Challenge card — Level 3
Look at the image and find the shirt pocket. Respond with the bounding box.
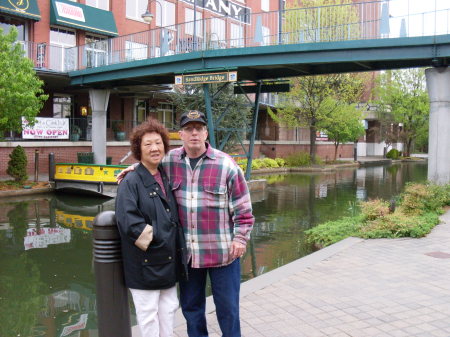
[203,184,228,209]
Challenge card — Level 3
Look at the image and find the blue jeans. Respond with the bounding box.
[179,258,241,337]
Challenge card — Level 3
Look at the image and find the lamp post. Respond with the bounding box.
[141,0,163,58]
[141,0,162,25]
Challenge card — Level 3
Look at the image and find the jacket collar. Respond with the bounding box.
[135,163,158,187]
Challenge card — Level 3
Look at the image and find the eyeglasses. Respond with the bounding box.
[181,125,206,133]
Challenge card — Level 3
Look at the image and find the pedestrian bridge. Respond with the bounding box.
[67,0,450,86]
[64,0,450,184]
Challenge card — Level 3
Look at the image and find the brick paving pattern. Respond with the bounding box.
[173,211,450,337]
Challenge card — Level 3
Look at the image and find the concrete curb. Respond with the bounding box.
[0,187,54,198]
[173,236,364,328]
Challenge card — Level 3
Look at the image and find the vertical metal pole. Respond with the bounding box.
[193,0,197,50]
[203,83,216,148]
[278,0,283,44]
[48,153,55,182]
[93,211,131,337]
[245,81,262,180]
[34,149,39,182]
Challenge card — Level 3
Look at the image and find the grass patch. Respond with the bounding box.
[306,183,450,248]
[0,180,49,191]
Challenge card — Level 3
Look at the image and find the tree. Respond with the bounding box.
[373,68,429,156]
[320,97,365,161]
[269,73,366,162]
[169,83,252,152]
[269,0,366,162]
[0,27,48,138]
[7,145,28,183]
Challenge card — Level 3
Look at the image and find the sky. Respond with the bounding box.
[388,0,450,37]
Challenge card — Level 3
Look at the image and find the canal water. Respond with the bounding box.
[0,162,427,337]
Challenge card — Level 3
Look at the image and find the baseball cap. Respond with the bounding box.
[179,110,207,128]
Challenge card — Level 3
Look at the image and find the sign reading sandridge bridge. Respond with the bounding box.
[175,71,237,85]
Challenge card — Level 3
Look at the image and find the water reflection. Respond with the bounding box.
[0,162,427,337]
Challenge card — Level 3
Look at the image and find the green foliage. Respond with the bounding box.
[271,0,367,162]
[0,27,48,137]
[261,158,279,168]
[373,68,429,156]
[306,215,364,248]
[6,145,28,183]
[170,83,251,152]
[360,199,390,221]
[399,183,450,215]
[386,149,400,159]
[284,152,311,167]
[306,183,449,247]
[275,158,286,167]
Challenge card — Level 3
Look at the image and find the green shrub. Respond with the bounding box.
[236,158,247,172]
[261,158,279,168]
[284,152,311,167]
[305,215,364,248]
[275,158,286,167]
[7,145,28,183]
[251,160,261,170]
[360,199,390,221]
[386,149,400,159]
[399,183,449,215]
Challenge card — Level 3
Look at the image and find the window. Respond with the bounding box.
[125,40,148,61]
[261,0,270,12]
[230,23,244,47]
[86,0,109,11]
[126,0,147,21]
[185,8,202,37]
[262,26,270,45]
[156,0,175,27]
[50,27,76,71]
[85,35,108,67]
[210,18,225,42]
[53,95,72,118]
[136,100,147,124]
[156,103,174,129]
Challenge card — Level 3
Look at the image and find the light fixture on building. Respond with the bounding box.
[80,106,88,116]
[141,0,162,24]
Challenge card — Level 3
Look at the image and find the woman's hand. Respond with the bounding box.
[116,164,136,184]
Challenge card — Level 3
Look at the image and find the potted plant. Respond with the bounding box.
[70,124,81,141]
[112,121,126,141]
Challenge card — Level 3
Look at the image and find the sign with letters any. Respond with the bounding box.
[180,0,251,24]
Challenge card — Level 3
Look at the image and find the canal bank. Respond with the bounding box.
[171,209,450,337]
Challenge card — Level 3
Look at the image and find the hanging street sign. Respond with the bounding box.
[175,71,237,85]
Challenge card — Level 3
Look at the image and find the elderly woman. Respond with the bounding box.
[115,118,187,337]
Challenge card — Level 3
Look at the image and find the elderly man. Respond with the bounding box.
[119,110,254,337]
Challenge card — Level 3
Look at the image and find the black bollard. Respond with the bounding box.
[93,211,131,337]
[48,153,55,182]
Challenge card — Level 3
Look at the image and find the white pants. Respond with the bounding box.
[129,286,179,337]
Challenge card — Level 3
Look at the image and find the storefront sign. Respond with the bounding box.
[22,117,69,140]
[55,1,85,22]
[181,0,251,24]
[0,0,41,20]
[24,227,71,250]
[175,71,237,85]
[316,130,328,141]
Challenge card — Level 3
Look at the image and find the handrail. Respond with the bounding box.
[24,0,450,73]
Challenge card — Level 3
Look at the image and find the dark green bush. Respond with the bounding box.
[7,145,28,183]
[284,152,311,167]
[386,149,400,159]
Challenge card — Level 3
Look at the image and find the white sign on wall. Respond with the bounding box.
[22,117,70,140]
[55,1,86,22]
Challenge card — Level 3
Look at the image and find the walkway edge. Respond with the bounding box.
[173,236,364,328]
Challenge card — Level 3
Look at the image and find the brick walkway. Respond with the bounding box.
[172,210,450,337]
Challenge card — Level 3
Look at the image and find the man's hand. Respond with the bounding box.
[229,241,246,260]
[116,165,136,184]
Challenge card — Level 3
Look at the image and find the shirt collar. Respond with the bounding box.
[179,143,216,160]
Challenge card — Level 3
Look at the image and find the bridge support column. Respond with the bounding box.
[425,67,450,185]
[89,89,110,165]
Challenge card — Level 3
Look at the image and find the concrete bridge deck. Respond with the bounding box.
[167,210,450,337]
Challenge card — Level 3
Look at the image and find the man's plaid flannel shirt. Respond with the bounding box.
[162,144,254,268]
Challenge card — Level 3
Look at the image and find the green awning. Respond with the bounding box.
[50,0,118,37]
[0,0,41,21]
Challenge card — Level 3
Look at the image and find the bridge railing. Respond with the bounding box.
[61,0,450,72]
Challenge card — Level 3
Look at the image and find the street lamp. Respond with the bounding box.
[141,0,162,25]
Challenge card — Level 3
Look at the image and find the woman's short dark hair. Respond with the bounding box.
[129,118,170,161]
